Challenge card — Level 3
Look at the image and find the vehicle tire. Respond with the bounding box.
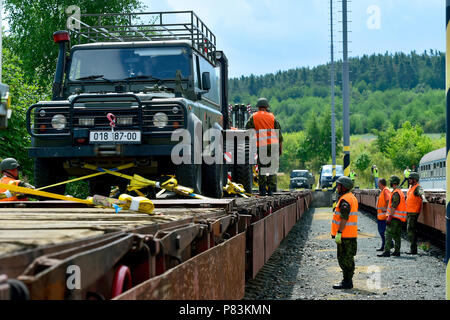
[34,158,68,196]
[202,163,224,198]
[234,163,253,194]
[176,163,202,194]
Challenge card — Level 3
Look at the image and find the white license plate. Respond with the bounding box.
[89,130,141,144]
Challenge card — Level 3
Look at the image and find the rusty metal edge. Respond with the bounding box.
[113,232,246,300]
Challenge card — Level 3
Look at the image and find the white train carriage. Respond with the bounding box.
[419,147,446,190]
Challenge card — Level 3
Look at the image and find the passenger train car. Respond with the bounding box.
[419,147,446,190]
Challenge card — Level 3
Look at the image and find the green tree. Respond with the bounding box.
[385,121,433,169]
[4,0,145,85]
[0,48,49,180]
[354,152,371,171]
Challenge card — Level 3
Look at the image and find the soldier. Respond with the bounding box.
[378,175,407,257]
[406,172,427,255]
[331,176,358,289]
[245,98,283,196]
[0,158,34,201]
[376,178,391,251]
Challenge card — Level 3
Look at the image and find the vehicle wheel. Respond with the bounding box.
[176,163,202,194]
[202,163,223,198]
[34,158,68,196]
[234,163,253,194]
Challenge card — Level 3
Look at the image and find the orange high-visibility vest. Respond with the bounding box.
[331,192,358,238]
[387,188,407,222]
[406,184,422,214]
[253,111,279,147]
[0,176,22,202]
[376,187,391,221]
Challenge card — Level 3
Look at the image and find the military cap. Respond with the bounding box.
[409,172,420,181]
[256,98,269,108]
[389,175,401,185]
[0,158,19,171]
[336,176,354,190]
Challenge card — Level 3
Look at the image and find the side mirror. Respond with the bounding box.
[202,72,211,91]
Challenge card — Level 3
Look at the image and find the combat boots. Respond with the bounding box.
[377,251,390,257]
[332,280,353,289]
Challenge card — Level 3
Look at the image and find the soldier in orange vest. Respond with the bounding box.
[245,98,283,196]
[406,172,427,255]
[378,175,407,257]
[331,176,358,289]
[0,158,34,201]
[376,178,391,252]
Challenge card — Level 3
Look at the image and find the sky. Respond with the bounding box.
[141,0,446,79]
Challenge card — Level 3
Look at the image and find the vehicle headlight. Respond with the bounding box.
[153,112,168,128]
[51,114,67,130]
[79,117,94,126]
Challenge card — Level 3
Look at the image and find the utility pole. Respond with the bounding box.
[341,0,350,178]
[445,0,450,299]
[330,0,336,189]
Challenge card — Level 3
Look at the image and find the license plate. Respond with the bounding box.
[89,130,141,144]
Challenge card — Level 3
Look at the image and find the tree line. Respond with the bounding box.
[229,51,445,134]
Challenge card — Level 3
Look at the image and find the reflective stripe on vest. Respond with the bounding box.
[376,187,391,221]
[406,184,422,214]
[0,176,21,202]
[253,111,279,147]
[387,189,407,222]
[331,192,358,238]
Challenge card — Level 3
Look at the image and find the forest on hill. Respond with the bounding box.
[229,51,446,134]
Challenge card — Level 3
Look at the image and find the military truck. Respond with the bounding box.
[26,12,231,198]
[0,83,10,129]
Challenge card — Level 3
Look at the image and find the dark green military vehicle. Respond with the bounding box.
[26,12,231,198]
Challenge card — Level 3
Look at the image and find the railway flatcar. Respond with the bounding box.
[419,147,446,190]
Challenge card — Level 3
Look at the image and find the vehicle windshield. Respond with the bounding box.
[291,171,308,178]
[69,47,191,81]
[322,166,344,175]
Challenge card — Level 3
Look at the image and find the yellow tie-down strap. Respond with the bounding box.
[82,164,209,200]
[0,183,154,214]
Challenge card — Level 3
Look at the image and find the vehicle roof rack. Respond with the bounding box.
[70,11,217,65]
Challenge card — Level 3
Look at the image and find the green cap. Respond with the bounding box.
[409,172,420,181]
[389,175,400,185]
[336,176,354,190]
[0,158,19,171]
[256,98,269,108]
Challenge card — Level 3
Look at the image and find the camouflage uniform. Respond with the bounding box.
[245,113,283,195]
[407,184,424,253]
[384,189,402,253]
[335,198,357,283]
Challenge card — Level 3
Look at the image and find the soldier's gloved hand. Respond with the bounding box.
[335,232,342,244]
[422,195,428,204]
[18,181,35,189]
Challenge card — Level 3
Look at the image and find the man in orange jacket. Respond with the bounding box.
[406,172,427,255]
[376,178,391,252]
[331,176,358,289]
[378,175,406,257]
[0,158,34,201]
[245,98,283,196]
